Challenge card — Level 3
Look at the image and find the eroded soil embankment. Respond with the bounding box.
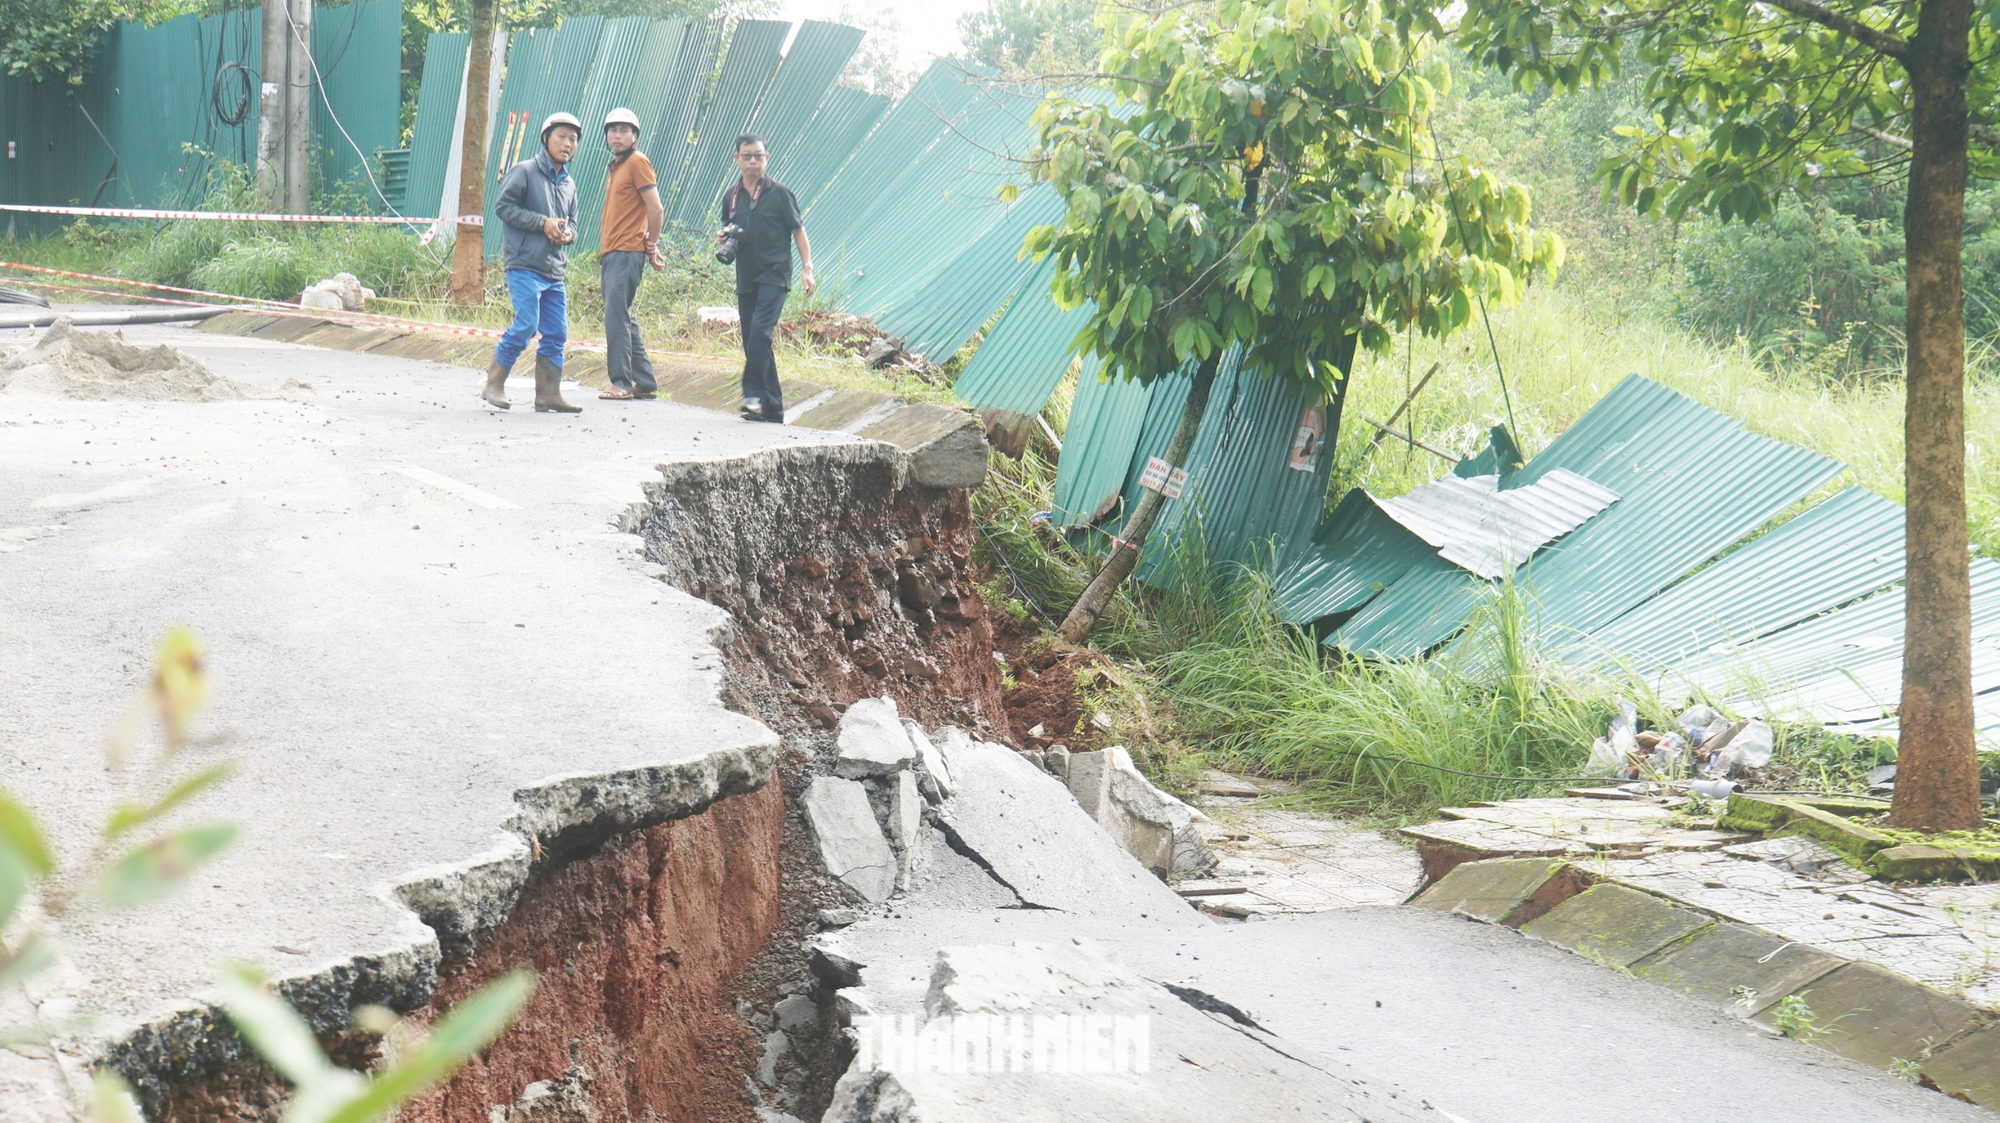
[154,440,1004,1123]
[639,442,1008,733]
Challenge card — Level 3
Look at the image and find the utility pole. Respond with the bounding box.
[283,0,313,215]
[255,0,287,208]
[450,0,498,305]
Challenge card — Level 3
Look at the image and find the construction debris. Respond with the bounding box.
[299,272,374,312]
[1066,745,1217,878]
[0,318,260,401]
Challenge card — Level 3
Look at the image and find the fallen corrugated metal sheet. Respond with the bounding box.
[1572,485,1905,674]
[1377,468,1620,579]
[743,22,864,176]
[664,19,789,226]
[1331,376,1845,658]
[1136,349,1353,586]
[1051,365,1152,529]
[871,183,1064,361]
[951,257,1096,415]
[804,62,987,249]
[1672,560,2000,725]
[774,84,889,208]
[1273,490,1440,623]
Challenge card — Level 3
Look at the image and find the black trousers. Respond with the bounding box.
[601,250,657,393]
[738,281,787,414]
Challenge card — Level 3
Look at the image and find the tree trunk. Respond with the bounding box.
[450,0,497,306]
[1893,0,1984,831]
[1057,353,1222,644]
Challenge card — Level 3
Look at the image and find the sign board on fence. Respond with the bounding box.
[1140,456,1187,499]
[1289,404,1326,472]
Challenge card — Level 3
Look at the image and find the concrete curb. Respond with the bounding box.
[1412,857,1998,1112]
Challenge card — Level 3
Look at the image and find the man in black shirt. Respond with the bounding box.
[719,133,814,423]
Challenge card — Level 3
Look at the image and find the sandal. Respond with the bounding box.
[600,386,634,400]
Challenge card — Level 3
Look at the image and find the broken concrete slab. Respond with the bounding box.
[1752,962,1983,1070]
[1921,1024,2000,1108]
[821,940,1444,1123]
[856,402,988,490]
[889,769,926,891]
[835,697,920,779]
[933,736,1203,925]
[904,720,953,802]
[804,776,898,904]
[1066,745,1217,879]
[1410,857,1585,926]
[1522,884,1714,969]
[1632,920,1845,1015]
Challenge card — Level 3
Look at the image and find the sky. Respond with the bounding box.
[775,0,988,68]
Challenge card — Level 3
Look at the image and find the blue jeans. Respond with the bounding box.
[495,268,567,369]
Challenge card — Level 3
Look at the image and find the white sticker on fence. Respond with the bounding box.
[1139,457,1187,499]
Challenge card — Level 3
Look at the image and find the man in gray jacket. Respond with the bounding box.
[482,112,583,413]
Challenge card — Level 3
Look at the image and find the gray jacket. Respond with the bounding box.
[494,154,579,280]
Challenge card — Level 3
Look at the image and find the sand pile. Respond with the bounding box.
[0,318,265,401]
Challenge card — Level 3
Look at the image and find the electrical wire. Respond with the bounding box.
[281,0,445,264]
[1429,123,1521,453]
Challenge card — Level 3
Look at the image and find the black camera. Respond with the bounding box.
[715,223,745,265]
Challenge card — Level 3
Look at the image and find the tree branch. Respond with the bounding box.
[1761,0,1909,59]
[1853,123,1914,149]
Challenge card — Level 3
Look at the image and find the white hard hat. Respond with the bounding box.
[540,111,583,143]
[603,107,641,134]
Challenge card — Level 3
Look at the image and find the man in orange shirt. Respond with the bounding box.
[598,107,665,400]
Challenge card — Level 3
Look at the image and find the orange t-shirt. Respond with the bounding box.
[601,150,659,252]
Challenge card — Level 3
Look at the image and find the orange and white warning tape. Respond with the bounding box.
[0,203,464,226]
[0,260,718,360]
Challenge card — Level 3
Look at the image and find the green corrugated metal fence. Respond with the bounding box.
[663,18,787,226]
[403,30,467,224]
[0,0,401,220]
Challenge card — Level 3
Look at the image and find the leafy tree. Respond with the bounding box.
[1028,0,1562,642]
[1454,0,1998,830]
[957,0,1102,77]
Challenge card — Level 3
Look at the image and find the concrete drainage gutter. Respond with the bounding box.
[1413,857,2000,1110]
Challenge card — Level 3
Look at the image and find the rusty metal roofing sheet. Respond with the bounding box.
[1377,468,1620,579]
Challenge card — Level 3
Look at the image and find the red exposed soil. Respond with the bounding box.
[642,445,1008,735]
[399,781,785,1123]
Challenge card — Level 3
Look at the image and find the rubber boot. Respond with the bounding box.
[480,359,510,409]
[533,356,580,413]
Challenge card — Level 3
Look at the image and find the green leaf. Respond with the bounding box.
[220,964,335,1088]
[87,1069,142,1123]
[92,824,239,908]
[320,971,535,1123]
[0,934,58,990]
[104,763,234,841]
[0,789,54,878]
